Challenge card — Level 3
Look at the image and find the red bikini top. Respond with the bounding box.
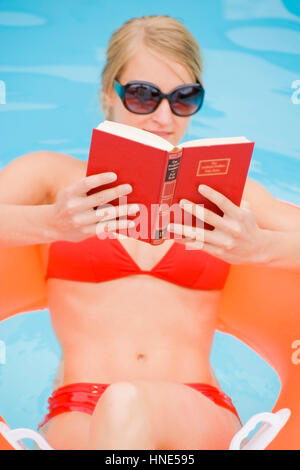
[45,236,230,290]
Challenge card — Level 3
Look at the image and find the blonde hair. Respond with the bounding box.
[100,15,203,117]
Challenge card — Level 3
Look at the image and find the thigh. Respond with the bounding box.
[39,412,92,450]
[40,380,241,450]
[131,379,242,450]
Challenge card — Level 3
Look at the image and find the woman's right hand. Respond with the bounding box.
[50,172,139,242]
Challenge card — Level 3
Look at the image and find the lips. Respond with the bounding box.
[146,130,172,139]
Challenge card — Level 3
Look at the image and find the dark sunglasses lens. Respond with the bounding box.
[124,84,160,114]
[171,85,204,116]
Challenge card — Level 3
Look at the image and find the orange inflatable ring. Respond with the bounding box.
[0,416,14,450]
[0,201,299,450]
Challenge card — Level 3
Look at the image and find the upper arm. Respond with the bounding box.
[243,178,300,231]
[0,151,84,205]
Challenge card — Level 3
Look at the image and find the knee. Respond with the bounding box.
[89,382,156,450]
[103,382,140,406]
[93,382,141,426]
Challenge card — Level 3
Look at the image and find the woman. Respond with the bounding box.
[0,15,299,450]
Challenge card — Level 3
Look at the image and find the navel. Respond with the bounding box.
[136,353,147,362]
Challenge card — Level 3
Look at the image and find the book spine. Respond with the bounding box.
[151,149,183,245]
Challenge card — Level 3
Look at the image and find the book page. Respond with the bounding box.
[179,136,249,148]
[96,120,174,152]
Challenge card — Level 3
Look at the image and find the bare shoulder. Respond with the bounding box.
[0,150,87,205]
[242,177,300,231]
[37,151,87,203]
[242,177,275,206]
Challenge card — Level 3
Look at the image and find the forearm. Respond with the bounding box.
[0,203,57,247]
[260,229,300,271]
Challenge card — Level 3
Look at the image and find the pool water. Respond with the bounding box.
[0,0,299,437]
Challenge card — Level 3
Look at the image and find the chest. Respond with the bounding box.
[50,159,177,270]
[114,236,176,271]
[41,235,176,273]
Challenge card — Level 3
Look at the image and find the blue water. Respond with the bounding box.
[0,0,299,439]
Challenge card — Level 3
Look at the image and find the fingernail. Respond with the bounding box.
[198,184,207,192]
[107,172,117,181]
[123,184,132,192]
[97,209,108,218]
[180,199,189,206]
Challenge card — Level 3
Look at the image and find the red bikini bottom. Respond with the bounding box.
[38,382,241,430]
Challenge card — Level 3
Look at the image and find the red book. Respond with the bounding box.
[86,121,254,245]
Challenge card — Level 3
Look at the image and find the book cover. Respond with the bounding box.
[86,122,254,245]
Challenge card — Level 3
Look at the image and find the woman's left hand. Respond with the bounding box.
[166,184,269,265]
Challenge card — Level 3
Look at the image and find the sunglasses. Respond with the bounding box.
[114,80,205,117]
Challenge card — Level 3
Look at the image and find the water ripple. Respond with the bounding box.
[0,102,57,112]
[227,27,300,54]
[0,65,100,83]
[0,11,46,26]
[191,48,300,160]
[223,0,300,22]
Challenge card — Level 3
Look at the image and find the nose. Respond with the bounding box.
[151,97,174,126]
